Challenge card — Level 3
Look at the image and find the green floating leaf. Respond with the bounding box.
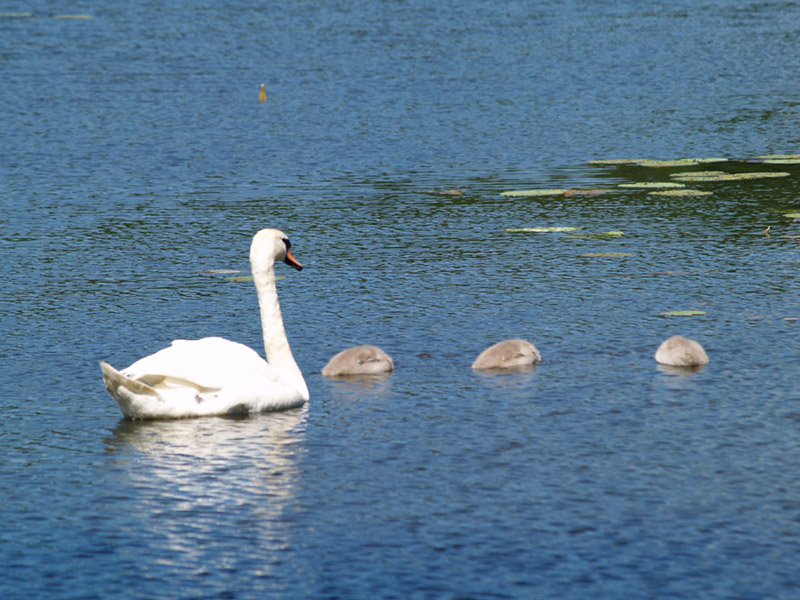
[506,226,583,233]
[669,171,726,178]
[673,172,790,183]
[54,14,92,19]
[581,252,635,257]
[661,310,707,316]
[500,189,567,197]
[619,182,685,189]
[225,275,254,282]
[566,230,624,240]
[564,189,613,197]
[586,158,647,165]
[648,189,713,197]
[783,213,800,219]
[0,12,32,17]
[635,158,728,168]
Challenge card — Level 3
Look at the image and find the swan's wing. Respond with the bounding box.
[122,337,280,391]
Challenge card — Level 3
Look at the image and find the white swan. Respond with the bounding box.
[322,345,394,377]
[472,338,541,370]
[654,335,709,367]
[100,228,309,419]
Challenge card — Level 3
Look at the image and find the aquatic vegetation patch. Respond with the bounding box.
[505,226,583,233]
[619,182,685,189]
[661,310,707,316]
[586,158,647,165]
[563,189,613,197]
[672,172,790,182]
[669,171,726,178]
[501,188,614,198]
[783,213,800,219]
[566,230,624,240]
[589,157,728,168]
[500,189,568,197]
[648,189,713,197]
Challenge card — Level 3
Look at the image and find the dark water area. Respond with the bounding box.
[2,1,800,598]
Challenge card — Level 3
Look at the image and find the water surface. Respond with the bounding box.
[2,1,800,598]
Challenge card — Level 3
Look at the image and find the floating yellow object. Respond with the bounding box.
[259,83,267,102]
[54,14,92,19]
[765,226,771,236]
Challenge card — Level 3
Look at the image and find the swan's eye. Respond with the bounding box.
[282,238,292,251]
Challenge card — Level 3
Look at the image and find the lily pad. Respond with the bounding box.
[566,230,624,240]
[635,158,728,168]
[661,310,707,316]
[673,172,790,182]
[783,213,800,219]
[619,182,685,189]
[500,189,567,197]
[586,158,647,165]
[648,189,713,197]
[506,227,583,233]
[669,171,726,178]
[581,252,635,257]
[564,189,613,196]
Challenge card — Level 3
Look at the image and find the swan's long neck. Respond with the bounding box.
[252,258,309,401]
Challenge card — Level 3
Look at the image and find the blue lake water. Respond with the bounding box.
[2,1,800,598]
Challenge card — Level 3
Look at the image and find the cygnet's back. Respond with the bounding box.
[472,338,541,370]
[322,345,394,377]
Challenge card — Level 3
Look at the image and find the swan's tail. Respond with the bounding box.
[100,361,163,418]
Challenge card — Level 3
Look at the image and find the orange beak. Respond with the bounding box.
[284,249,303,271]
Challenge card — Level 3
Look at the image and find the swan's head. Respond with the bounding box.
[250,228,303,272]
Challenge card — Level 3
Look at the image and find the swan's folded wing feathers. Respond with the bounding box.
[122,337,280,390]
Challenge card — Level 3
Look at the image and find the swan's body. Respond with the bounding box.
[472,338,541,370]
[654,335,709,367]
[322,345,394,377]
[101,229,308,419]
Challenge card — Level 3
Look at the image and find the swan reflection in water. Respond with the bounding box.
[104,406,307,575]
